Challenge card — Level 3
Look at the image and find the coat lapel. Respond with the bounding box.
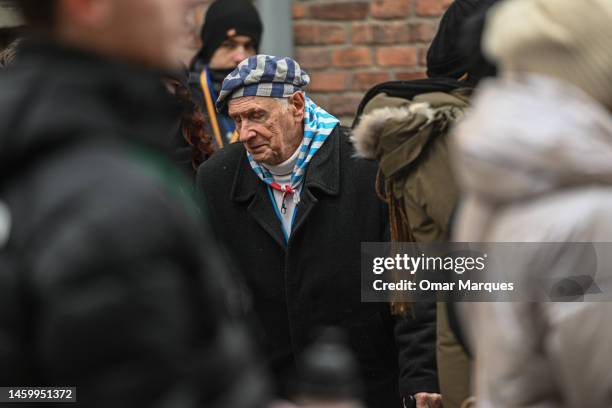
[230,125,343,248]
[290,126,342,242]
[231,150,287,250]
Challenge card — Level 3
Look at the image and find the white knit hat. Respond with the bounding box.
[483,0,612,109]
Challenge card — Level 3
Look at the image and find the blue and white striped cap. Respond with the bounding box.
[216,55,310,113]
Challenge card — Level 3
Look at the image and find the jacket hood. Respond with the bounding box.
[452,74,612,203]
[351,90,469,177]
[0,41,180,176]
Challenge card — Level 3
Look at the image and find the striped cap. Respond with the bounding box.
[216,55,310,113]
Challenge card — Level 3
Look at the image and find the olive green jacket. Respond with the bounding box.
[352,89,470,242]
[353,89,473,408]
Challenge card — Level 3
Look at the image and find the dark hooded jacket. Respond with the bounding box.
[0,41,267,408]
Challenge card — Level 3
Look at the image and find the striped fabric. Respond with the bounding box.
[216,55,311,114]
[247,96,340,205]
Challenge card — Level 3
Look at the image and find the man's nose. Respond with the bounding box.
[237,121,256,143]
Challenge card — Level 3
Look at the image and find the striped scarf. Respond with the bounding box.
[247,96,339,206]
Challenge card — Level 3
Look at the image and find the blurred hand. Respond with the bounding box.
[414,392,443,408]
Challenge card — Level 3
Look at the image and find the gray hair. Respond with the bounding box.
[273,97,289,112]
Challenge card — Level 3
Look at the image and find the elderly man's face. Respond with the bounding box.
[229,93,305,165]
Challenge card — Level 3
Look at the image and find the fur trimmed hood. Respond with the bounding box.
[351,91,469,172]
[351,102,434,160]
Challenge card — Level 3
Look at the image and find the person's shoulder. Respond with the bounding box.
[335,125,380,184]
[197,143,245,186]
[5,143,204,281]
[337,126,373,163]
[200,143,245,171]
[30,145,197,227]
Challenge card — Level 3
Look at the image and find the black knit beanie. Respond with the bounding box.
[427,0,499,79]
[191,0,263,68]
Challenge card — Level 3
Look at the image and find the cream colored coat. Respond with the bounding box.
[452,74,612,408]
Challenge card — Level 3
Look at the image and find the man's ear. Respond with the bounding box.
[289,91,306,123]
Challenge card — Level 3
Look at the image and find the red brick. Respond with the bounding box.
[294,24,347,46]
[352,23,412,45]
[310,2,369,21]
[308,72,350,92]
[295,47,332,70]
[292,3,310,19]
[374,23,412,44]
[416,0,453,17]
[329,95,363,117]
[353,71,392,90]
[410,22,437,43]
[294,24,316,46]
[371,0,412,19]
[351,24,373,44]
[376,46,417,67]
[320,25,348,45]
[395,71,427,81]
[332,47,372,68]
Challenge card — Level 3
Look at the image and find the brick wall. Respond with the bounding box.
[183,0,452,124]
[294,0,451,124]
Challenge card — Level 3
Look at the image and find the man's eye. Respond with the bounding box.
[252,112,264,120]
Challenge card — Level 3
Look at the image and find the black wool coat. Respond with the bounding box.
[197,126,438,407]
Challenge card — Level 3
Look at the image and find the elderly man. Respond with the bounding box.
[197,55,439,408]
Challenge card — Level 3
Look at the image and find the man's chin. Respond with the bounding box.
[249,152,269,164]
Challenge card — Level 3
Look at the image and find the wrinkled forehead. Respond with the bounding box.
[228,96,279,115]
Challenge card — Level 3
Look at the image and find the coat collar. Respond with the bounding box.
[230,125,342,248]
[231,125,342,203]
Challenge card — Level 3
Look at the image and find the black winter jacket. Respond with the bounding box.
[0,42,267,408]
[197,127,438,407]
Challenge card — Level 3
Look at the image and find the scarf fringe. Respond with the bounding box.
[375,168,416,318]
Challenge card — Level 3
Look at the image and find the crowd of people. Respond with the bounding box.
[0,0,610,407]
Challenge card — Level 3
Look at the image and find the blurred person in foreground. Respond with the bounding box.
[352,1,498,407]
[189,0,262,150]
[451,0,612,406]
[198,55,439,408]
[0,0,268,406]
